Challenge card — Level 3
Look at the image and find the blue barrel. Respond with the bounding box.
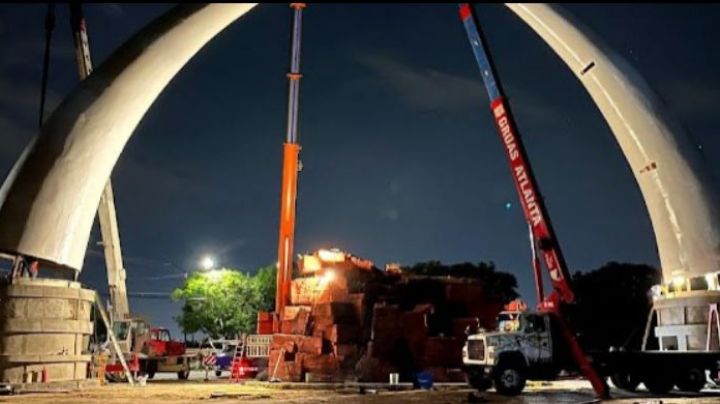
[416,371,434,390]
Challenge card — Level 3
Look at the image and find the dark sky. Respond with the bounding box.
[1,4,720,337]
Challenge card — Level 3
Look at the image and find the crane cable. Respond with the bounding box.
[38,3,56,128]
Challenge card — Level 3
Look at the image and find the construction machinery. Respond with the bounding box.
[256,2,306,335]
[275,3,306,318]
[458,3,607,398]
[69,4,198,382]
[104,318,195,380]
[458,3,720,397]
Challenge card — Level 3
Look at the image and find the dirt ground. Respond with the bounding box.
[2,375,718,404]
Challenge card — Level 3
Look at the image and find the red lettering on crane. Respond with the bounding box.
[494,100,542,227]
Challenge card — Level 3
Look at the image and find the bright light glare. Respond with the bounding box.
[302,255,322,273]
[318,249,344,263]
[200,256,215,271]
[671,275,686,290]
[319,269,336,288]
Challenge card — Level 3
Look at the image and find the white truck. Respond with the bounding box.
[462,309,720,396]
[462,310,562,395]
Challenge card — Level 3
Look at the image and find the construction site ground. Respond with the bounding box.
[2,371,719,403]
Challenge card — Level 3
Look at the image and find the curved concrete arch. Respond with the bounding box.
[0,3,717,282]
[0,4,257,271]
[505,4,720,279]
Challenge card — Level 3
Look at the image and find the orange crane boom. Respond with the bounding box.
[276,3,306,316]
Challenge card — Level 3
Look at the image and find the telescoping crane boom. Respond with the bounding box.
[458,4,609,399]
[69,3,130,321]
[276,3,306,316]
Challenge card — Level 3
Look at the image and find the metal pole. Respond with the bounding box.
[38,3,55,128]
[528,224,544,303]
[286,3,304,144]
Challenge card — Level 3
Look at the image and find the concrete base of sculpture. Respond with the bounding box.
[0,278,94,384]
[653,291,720,351]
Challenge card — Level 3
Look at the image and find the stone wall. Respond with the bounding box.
[0,278,94,383]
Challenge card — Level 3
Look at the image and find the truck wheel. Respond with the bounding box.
[464,367,491,391]
[675,368,706,392]
[215,370,222,377]
[643,373,674,394]
[610,372,640,392]
[106,373,125,383]
[146,361,157,380]
[177,370,190,380]
[493,363,526,395]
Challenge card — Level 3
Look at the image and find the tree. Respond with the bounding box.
[254,264,277,313]
[402,261,519,303]
[172,268,266,339]
[568,262,661,351]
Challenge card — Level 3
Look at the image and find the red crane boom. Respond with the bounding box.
[458,3,608,398]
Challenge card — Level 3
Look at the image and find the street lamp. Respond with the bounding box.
[200,255,215,271]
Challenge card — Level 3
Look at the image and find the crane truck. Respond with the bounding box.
[69,3,195,381]
[105,319,195,380]
[458,3,720,397]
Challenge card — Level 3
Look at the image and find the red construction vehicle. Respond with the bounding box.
[459,4,720,398]
[105,318,196,380]
[145,327,187,358]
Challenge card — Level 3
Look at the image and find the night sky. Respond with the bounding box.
[1,4,720,337]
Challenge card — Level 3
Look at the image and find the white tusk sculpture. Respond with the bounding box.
[505,3,720,351]
[0,4,257,272]
[0,4,718,350]
[505,3,720,282]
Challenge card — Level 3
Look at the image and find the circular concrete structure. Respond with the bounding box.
[0,278,94,384]
[653,291,720,351]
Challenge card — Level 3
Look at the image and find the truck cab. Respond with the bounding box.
[146,327,187,357]
[106,318,194,380]
[112,318,150,354]
[462,311,559,395]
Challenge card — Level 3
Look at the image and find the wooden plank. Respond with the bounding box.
[283,305,311,320]
[299,353,339,372]
[329,324,360,344]
[297,336,323,355]
[421,337,463,367]
[312,302,357,323]
[451,317,480,339]
[271,334,298,353]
